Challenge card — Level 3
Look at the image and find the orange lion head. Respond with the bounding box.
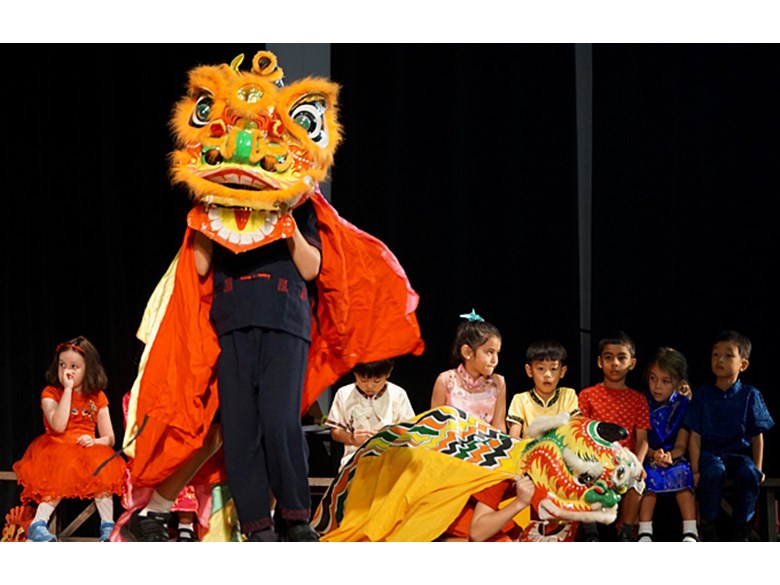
[169,51,342,252]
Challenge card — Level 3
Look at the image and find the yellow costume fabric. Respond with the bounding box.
[315,407,523,541]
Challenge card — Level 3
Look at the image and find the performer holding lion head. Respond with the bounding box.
[117,50,424,542]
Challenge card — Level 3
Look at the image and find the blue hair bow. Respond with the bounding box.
[459,309,484,322]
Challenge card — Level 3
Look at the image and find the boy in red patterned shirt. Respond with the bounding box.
[578,331,650,541]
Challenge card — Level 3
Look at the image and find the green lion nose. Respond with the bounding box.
[584,479,621,508]
[233,129,253,164]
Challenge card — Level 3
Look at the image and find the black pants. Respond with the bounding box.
[217,327,311,533]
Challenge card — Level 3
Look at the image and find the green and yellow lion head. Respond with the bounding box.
[521,413,645,524]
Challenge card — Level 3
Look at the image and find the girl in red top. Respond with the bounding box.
[13,336,126,541]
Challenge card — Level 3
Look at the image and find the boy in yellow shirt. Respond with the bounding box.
[507,339,580,438]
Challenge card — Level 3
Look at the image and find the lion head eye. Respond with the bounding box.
[290,96,328,147]
[191,95,214,127]
[577,472,597,486]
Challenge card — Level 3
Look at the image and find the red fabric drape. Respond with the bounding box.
[131,228,222,487]
[303,190,425,413]
[130,190,425,486]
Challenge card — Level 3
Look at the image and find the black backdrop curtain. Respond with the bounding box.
[590,44,778,443]
[2,44,778,518]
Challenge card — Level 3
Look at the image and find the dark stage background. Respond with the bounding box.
[2,44,778,522]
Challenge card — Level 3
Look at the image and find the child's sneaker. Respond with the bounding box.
[245,527,277,542]
[617,523,637,542]
[281,522,320,542]
[27,520,57,542]
[581,522,600,542]
[733,522,752,542]
[177,526,197,542]
[120,510,171,542]
[99,521,115,542]
[699,520,719,542]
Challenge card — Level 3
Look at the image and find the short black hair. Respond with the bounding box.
[598,330,636,357]
[353,359,395,378]
[525,339,567,365]
[714,330,752,359]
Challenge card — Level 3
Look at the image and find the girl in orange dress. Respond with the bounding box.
[13,336,126,541]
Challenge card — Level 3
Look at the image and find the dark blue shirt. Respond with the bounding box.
[210,199,321,341]
[685,379,774,456]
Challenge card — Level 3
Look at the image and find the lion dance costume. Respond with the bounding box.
[115,50,425,540]
[313,408,645,541]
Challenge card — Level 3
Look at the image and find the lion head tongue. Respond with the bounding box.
[234,208,252,231]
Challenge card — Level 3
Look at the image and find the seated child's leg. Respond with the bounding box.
[675,489,697,521]
[95,494,114,523]
[31,499,59,525]
[696,450,726,524]
[727,454,764,525]
[675,489,699,541]
[639,492,657,523]
[95,495,115,542]
[95,494,114,542]
[618,489,641,541]
[637,492,656,541]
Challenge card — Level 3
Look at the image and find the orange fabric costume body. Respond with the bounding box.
[127,190,425,490]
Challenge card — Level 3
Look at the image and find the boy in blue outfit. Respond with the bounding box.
[686,330,774,541]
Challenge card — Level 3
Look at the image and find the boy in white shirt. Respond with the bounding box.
[326,359,415,470]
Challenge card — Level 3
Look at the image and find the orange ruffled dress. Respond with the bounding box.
[13,386,126,504]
